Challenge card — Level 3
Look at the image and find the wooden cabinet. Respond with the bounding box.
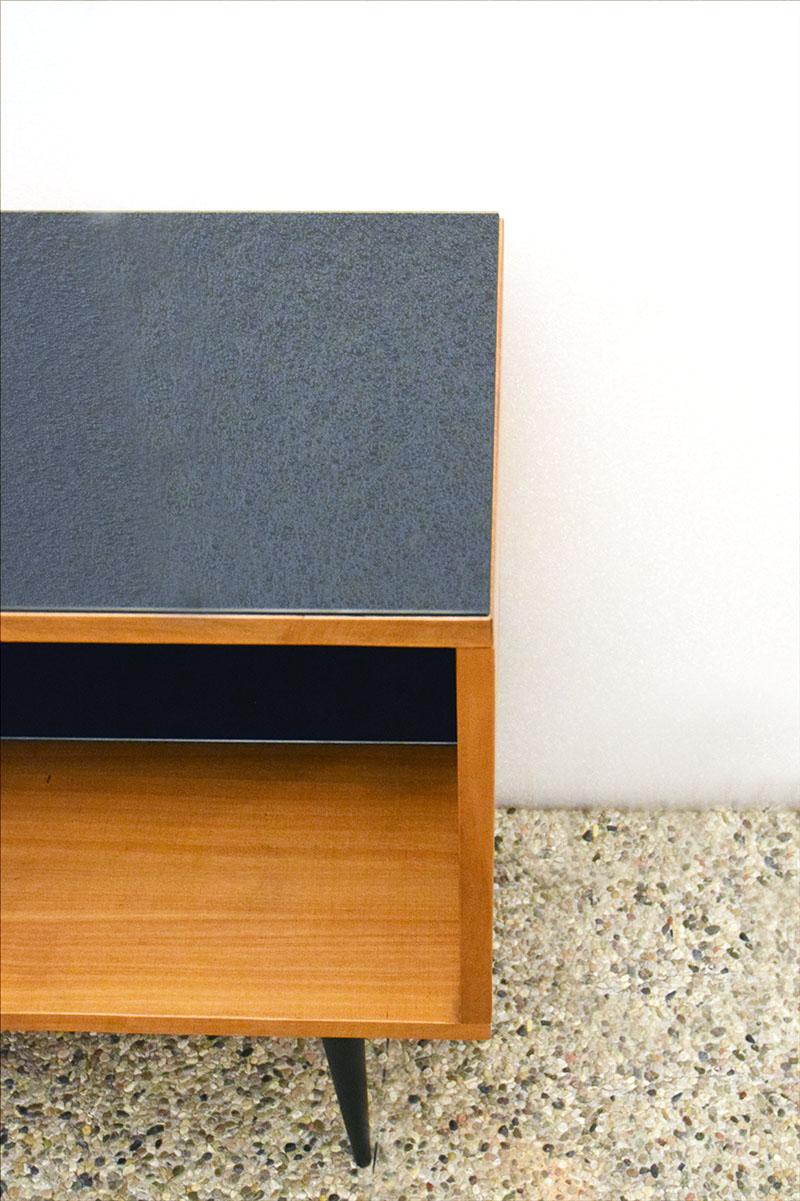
[0,212,502,1165]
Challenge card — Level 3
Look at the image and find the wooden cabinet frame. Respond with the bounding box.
[0,632,495,1040]
[0,215,502,1160]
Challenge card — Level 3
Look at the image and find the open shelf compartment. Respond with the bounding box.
[0,738,486,1039]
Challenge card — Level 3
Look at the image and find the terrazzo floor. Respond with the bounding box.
[1,808,798,1200]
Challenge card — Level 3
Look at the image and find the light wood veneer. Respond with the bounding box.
[1,739,489,1039]
[0,611,492,648]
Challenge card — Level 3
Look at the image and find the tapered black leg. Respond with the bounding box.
[322,1037,372,1167]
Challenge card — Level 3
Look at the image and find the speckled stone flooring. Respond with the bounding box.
[1,809,798,1200]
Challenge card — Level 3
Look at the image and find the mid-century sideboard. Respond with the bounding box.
[0,211,502,1166]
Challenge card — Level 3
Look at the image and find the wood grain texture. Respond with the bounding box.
[456,647,496,1026]
[0,611,492,648]
[0,741,487,1038]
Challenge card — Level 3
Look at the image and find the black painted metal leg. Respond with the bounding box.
[322,1037,372,1167]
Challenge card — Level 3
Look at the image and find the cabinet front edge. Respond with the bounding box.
[0,1011,491,1041]
[0,611,493,648]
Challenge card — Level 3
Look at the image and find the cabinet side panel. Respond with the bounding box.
[456,646,495,1026]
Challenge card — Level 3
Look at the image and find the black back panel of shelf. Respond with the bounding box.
[0,643,456,744]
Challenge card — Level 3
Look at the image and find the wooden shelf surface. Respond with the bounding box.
[1,740,486,1039]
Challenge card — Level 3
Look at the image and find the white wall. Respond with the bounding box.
[2,0,798,806]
